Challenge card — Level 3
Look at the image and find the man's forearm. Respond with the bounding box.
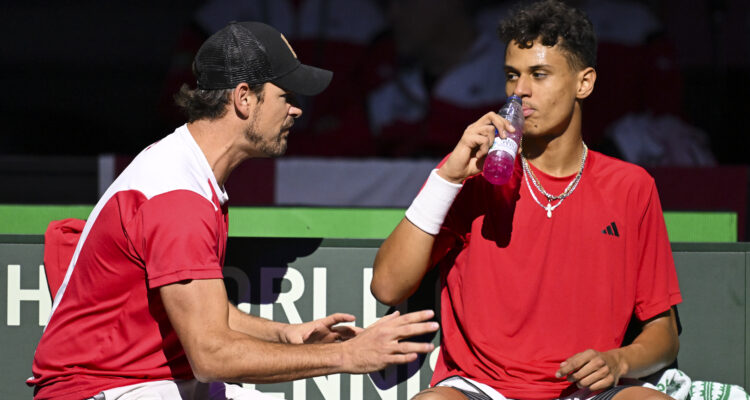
[162,279,439,384]
[192,329,349,383]
[227,302,287,342]
[371,218,438,305]
[614,308,680,379]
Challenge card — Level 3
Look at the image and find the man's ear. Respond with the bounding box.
[232,82,258,119]
[576,67,596,100]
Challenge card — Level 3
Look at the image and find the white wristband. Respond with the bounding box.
[405,169,463,235]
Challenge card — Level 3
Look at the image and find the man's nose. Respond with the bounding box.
[290,105,303,119]
[513,75,530,97]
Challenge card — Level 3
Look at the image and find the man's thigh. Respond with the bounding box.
[412,386,481,400]
[411,384,670,400]
[89,380,281,400]
[611,386,673,400]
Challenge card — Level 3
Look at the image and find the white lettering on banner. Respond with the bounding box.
[313,268,326,320]
[293,380,305,398]
[349,373,396,400]
[293,375,341,399]
[260,267,304,324]
[241,382,285,399]
[407,367,421,399]
[362,268,378,327]
[430,345,440,371]
[371,368,398,400]
[309,267,344,399]
[7,264,51,326]
[350,374,363,400]
[356,269,398,400]
[237,302,251,314]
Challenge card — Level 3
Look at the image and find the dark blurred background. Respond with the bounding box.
[1,0,748,164]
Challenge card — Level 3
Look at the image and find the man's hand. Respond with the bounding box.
[556,349,626,391]
[341,310,439,373]
[556,309,679,392]
[438,111,516,184]
[283,313,362,344]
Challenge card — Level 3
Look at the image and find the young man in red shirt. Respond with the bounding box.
[372,1,681,399]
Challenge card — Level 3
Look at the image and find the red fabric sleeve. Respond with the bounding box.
[634,182,682,321]
[43,218,86,298]
[128,190,224,289]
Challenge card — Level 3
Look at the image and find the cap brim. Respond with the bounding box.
[272,63,333,96]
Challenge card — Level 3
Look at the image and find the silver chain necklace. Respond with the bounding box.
[521,143,588,218]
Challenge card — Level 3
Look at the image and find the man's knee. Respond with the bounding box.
[613,386,673,400]
[411,386,468,400]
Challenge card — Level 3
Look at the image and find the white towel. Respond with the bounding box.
[644,369,749,400]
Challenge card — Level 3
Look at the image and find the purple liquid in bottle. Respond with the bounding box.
[483,95,524,185]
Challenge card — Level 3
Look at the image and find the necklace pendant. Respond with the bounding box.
[546,203,552,218]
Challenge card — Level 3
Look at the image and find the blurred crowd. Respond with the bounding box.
[2,0,747,166]
[156,0,728,166]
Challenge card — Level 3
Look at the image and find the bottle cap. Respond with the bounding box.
[508,95,522,103]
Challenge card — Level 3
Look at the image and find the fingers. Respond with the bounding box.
[581,368,616,391]
[567,357,605,386]
[470,111,515,138]
[556,349,595,378]
[383,352,419,365]
[381,310,438,342]
[374,310,400,324]
[397,339,435,354]
[467,125,495,156]
[441,111,517,182]
[394,309,435,324]
[322,313,356,326]
[367,309,432,328]
[331,325,361,340]
[343,310,439,373]
[376,341,433,368]
[395,321,440,341]
[364,309,439,344]
[491,113,516,138]
[557,350,617,391]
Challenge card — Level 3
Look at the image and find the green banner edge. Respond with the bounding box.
[0,205,738,242]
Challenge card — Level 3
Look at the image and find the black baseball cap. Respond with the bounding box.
[193,21,332,96]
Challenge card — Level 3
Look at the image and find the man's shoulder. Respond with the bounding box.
[113,126,216,205]
[587,151,659,207]
[589,150,654,185]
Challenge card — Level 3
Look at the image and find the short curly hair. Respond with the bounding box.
[498,0,597,70]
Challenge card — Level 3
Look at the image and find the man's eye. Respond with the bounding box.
[533,72,548,78]
[505,73,518,80]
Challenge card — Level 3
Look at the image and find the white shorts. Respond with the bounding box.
[435,375,638,400]
[87,379,282,400]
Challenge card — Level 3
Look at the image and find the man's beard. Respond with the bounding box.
[244,120,289,158]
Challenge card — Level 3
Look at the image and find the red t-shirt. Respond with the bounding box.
[429,150,682,399]
[29,125,229,400]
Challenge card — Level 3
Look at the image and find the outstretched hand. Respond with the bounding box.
[556,349,626,392]
[284,313,362,344]
[341,309,439,374]
[438,111,516,184]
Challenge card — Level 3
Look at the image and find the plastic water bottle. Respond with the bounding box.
[482,95,524,185]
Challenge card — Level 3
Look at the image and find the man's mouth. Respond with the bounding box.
[522,106,534,117]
